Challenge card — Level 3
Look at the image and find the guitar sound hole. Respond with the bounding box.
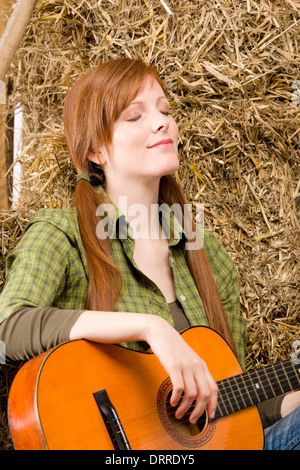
[165,390,207,438]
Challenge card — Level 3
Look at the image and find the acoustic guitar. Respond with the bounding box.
[8,326,300,450]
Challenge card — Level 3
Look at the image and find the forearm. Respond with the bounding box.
[69,309,162,344]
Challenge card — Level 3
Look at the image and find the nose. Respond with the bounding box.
[152,110,170,133]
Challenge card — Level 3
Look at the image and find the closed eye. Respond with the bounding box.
[127,115,141,122]
[127,111,171,122]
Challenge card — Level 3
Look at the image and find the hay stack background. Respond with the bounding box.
[0,0,299,448]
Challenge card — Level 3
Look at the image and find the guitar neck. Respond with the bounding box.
[214,359,300,420]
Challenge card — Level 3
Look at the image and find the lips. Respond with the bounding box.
[148,139,173,149]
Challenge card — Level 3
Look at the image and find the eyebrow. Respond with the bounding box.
[127,96,169,107]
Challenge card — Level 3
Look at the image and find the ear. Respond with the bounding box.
[88,151,107,166]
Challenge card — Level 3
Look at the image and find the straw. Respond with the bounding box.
[0,0,299,449]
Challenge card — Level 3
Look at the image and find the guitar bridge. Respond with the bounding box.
[93,389,131,450]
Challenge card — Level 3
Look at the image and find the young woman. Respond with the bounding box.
[0,58,299,449]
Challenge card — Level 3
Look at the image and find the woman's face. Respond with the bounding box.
[90,77,179,186]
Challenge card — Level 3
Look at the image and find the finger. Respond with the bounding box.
[206,380,218,420]
[189,385,217,424]
[169,368,195,418]
[175,387,197,420]
[173,370,198,420]
[169,374,184,408]
[188,383,210,424]
[189,366,218,423]
[202,364,218,420]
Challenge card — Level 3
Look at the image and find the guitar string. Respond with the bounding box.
[123,415,201,439]
[117,362,299,423]
[171,362,299,414]
[112,362,299,433]
[113,387,254,438]
[114,395,300,442]
[113,403,204,436]
[217,364,295,402]
[116,382,296,442]
[209,363,300,413]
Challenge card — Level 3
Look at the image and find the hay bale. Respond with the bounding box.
[0,0,299,449]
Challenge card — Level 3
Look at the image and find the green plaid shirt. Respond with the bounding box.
[0,196,247,368]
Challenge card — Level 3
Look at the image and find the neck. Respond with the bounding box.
[105,177,162,240]
[213,358,300,421]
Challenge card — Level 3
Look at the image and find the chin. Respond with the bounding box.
[145,155,179,179]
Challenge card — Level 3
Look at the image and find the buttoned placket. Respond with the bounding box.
[117,229,175,327]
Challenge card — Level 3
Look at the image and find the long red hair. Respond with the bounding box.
[63,58,237,355]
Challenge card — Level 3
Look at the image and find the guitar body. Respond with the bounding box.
[8,326,264,450]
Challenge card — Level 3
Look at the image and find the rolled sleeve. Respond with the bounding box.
[0,307,84,361]
[0,221,72,319]
[0,211,87,361]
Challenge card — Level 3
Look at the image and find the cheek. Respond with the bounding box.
[112,127,144,150]
[108,130,144,170]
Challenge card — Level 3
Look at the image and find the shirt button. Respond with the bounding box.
[179,294,187,302]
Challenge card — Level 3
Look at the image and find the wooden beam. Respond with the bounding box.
[0,0,37,209]
[0,0,13,209]
[0,0,38,82]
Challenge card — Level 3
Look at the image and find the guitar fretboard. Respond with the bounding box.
[214,359,300,420]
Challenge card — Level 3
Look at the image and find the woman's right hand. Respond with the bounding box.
[145,315,218,424]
